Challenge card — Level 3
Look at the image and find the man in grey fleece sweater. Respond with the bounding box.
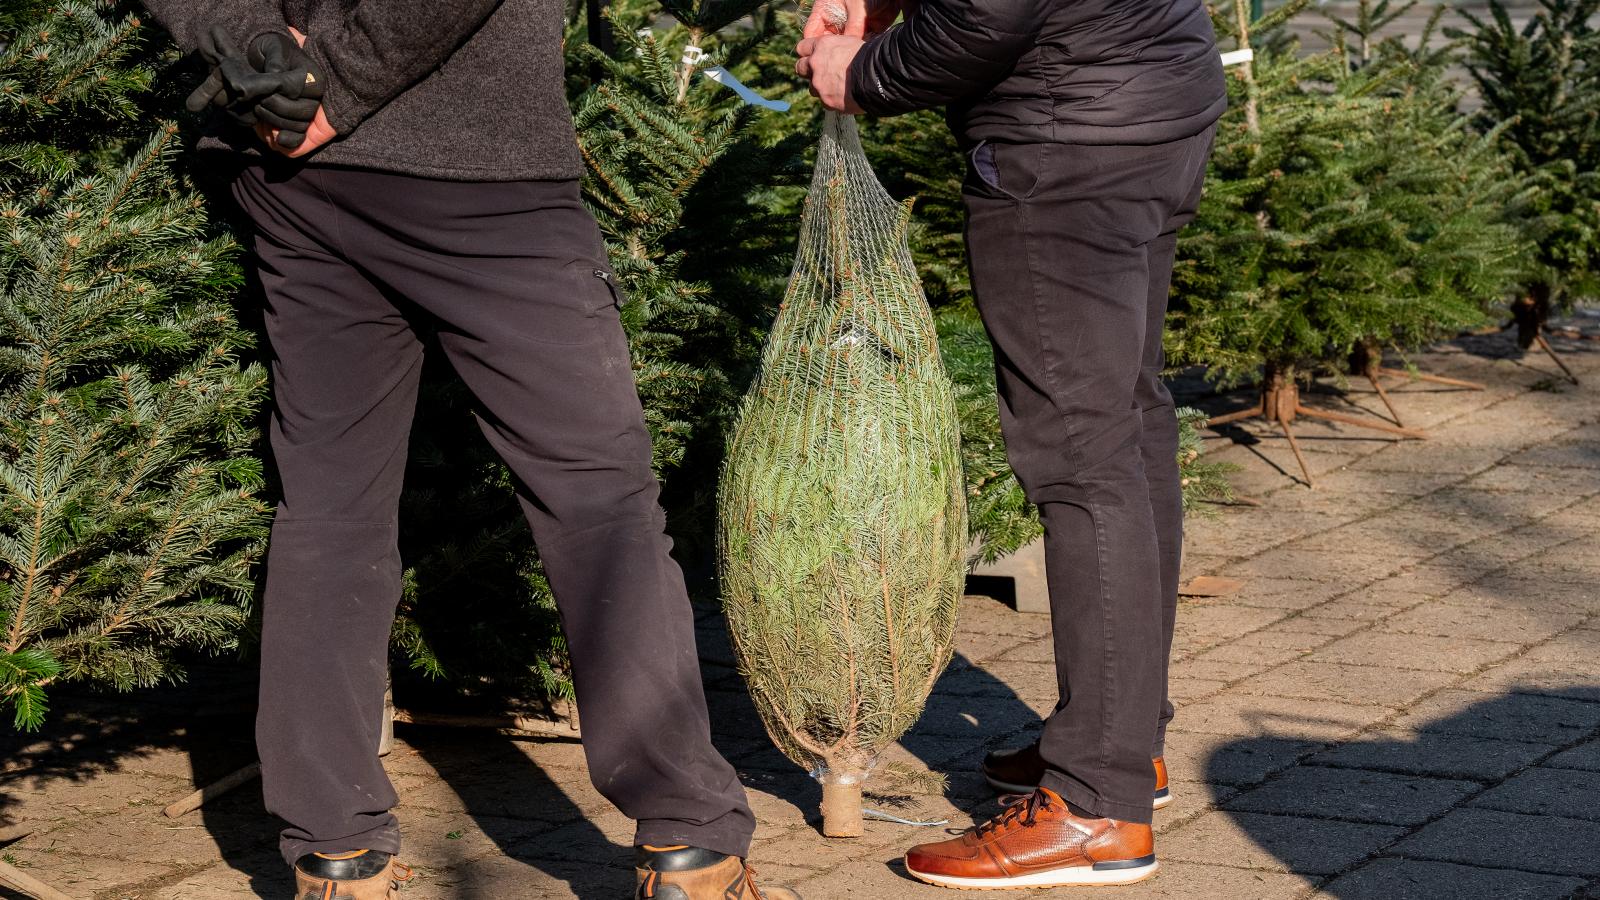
[139,3,799,898]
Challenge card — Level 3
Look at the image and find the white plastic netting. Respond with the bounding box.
[718,111,968,834]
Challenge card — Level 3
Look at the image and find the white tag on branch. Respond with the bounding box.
[1220,48,1255,67]
[683,44,792,112]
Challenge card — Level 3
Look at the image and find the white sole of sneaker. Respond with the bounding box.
[905,857,1159,890]
[983,774,1175,811]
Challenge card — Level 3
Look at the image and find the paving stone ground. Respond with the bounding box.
[3,324,1598,899]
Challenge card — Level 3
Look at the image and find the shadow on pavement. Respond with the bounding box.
[1206,685,1600,897]
[697,600,1045,834]
[405,728,630,900]
[0,661,276,897]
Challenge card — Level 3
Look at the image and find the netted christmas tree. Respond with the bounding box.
[1166,0,1529,481]
[1451,0,1600,382]
[719,111,967,837]
[0,1,269,729]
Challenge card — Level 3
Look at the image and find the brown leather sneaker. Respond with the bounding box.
[904,788,1157,889]
[982,743,1173,810]
[1153,757,1171,810]
[293,850,413,899]
[634,846,801,899]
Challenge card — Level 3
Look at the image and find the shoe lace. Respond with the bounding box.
[744,863,765,900]
[974,789,1054,838]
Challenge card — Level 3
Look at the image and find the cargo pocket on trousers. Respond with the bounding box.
[535,259,624,345]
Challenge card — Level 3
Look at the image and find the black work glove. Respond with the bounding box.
[185,26,325,148]
[245,32,326,149]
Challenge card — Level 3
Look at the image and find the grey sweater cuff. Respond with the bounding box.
[300,38,362,135]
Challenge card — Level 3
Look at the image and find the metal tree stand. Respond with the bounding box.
[1349,343,1486,430]
[1206,367,1425,487]
[1511,292,1581,386]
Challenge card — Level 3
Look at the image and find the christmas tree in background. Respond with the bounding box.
[0,1,269,729]
[1167,0,1528,483]
[1452,0,1600,383]
[1321,0,1535,422]
[1315,0,1454,70]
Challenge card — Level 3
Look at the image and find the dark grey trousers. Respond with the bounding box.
[962,127,1215,824]
[231,165,755,866]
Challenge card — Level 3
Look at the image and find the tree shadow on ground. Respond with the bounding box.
[1206,685,1600,897]
[403,728,630,900]
[0,662,628,899]
[0,660,274,897]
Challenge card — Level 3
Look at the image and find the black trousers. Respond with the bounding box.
[231,165,755,865]
[963,127,1215,824]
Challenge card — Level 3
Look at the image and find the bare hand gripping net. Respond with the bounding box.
[718,112,968,837]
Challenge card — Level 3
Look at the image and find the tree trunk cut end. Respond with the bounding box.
[820,780,865,838]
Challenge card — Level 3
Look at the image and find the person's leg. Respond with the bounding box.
[1139,287,1184,762]
[962,133,1209,824]
[1146,137,1212,758]
[231,165,426,865]
[310,171,756,858]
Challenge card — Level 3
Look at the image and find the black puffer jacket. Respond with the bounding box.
[847,0,1226,147]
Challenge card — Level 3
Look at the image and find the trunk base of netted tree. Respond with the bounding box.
[1348,344,1486,430]
[1511,293,1580,385]
[1204,365,1426,488]
[820,779,865,838]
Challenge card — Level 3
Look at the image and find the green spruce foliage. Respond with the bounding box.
[862,110,971,309]
[0,1,269,729]
[1324,0,1535,365]
[1165,1,1528,390]
[1452,0,1600,342]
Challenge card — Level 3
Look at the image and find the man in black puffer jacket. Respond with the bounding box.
[138,3,802,898]
[800,0,1225,890]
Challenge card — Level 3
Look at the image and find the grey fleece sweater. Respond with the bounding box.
[141,0,581,181]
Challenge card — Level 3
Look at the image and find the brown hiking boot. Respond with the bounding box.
[293,850,412,899]
[982,743,1173,810]
[634,846,801,899]
[904,788,1157,889]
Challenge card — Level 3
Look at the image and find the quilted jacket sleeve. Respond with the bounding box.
[846,0,1048,116]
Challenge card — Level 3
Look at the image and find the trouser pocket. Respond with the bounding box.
[967,141,1046,202]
